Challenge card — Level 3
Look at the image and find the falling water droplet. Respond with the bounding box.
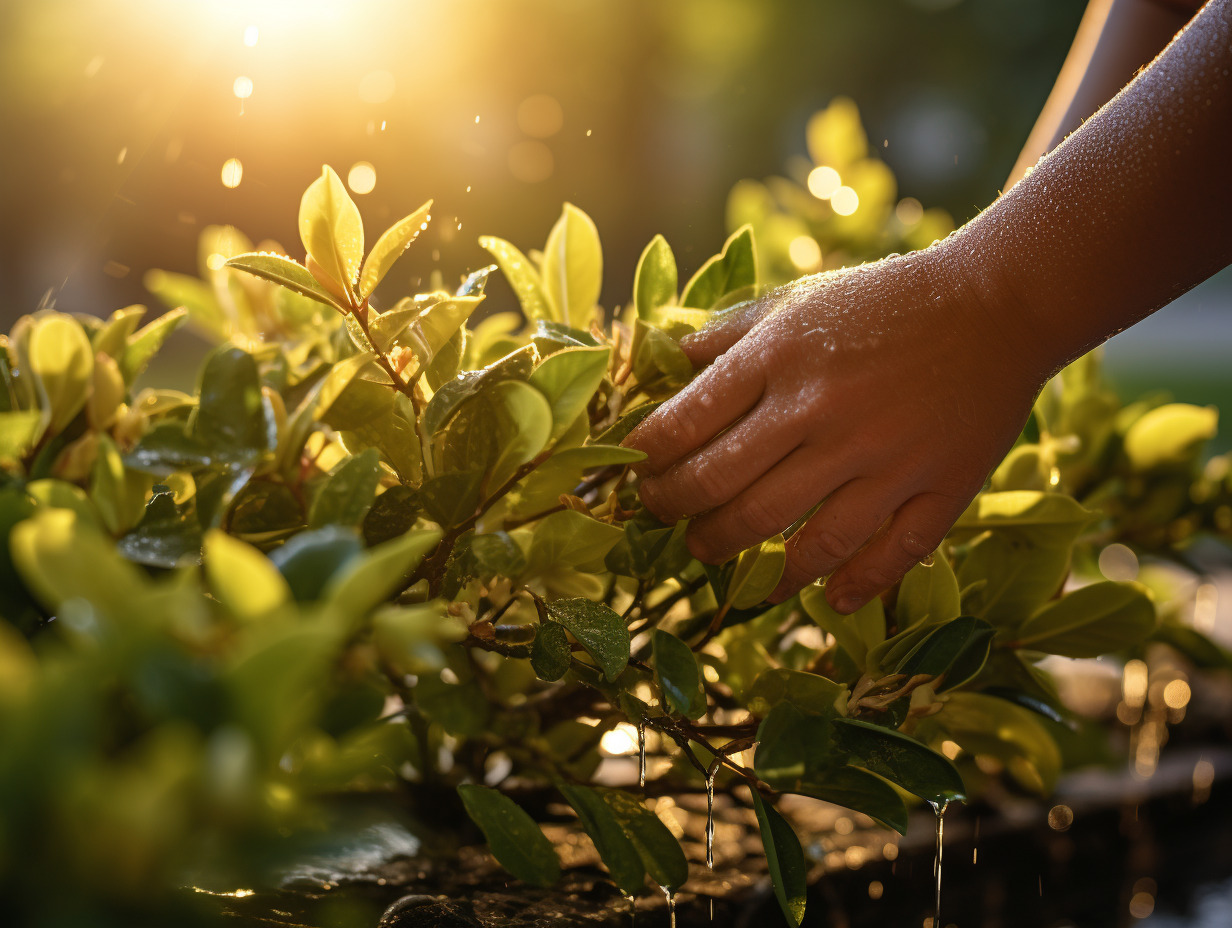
[705,766,717,869]
[928,800,949,928]
[637,722,646,789]
[920,553,935,567]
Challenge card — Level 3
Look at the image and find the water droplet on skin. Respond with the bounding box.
[920,553,935,568]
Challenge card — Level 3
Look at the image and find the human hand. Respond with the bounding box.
[623,251,1048,613]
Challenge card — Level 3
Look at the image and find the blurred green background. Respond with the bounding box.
[0,0,1227,435]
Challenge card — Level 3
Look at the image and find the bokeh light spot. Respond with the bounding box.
[517,94,564,138]
[358,70,396,104]
[220,158,243,189]
[243,25,259,47]
[1099,543,1139,581]
[347,161,377,195]
[830,185,859,216]
[233,76,253,100]
[896,197,924,225]
[788,235,821,271]
[1047,804,1073,832]
[599,722,639,756]
[1163,678,1191,710]
[508,140,554,183]
[807,165,841,199]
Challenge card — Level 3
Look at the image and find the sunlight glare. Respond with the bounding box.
[220,158,244,188]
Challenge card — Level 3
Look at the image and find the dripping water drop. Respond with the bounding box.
[637,722,646,789]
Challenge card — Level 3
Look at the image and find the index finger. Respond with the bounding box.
[622,353,764,477]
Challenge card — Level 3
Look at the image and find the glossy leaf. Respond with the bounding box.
[224,252,345,310]
[203,529,291,620]
[895,615,995,689]
[546,597,629,682]
[458,784,561,887]
[310,447,381,528]
[596,400,664,446]
[634,234,678,320]
[557,783,645,896]
[121,307,189,384]
[651,630,706,718]
[746,668,847,718]
[1015,580,1155,657]
[479,235,551,322]
[529,345,610,441]
[750,791,807,927]
[358,199,433,298]
[268,525,364,602]
[542,203,603,327]
[600,789,689,891]
[681,225,757,310]
[521,509,624,573]
[797,766,909,834]
[531,620,571,682]
[726,535,786,609]
[832,718,966,805]
[896,554,960,628]
[194,347,269,461]
[28,313,94,434]
[299,165,364,294]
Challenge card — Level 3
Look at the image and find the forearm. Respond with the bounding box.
[1007,0,1201,188]
[950,0,1232,378]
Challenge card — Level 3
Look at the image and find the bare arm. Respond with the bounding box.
[625,0,1232,614]
[1007,0,1203,188]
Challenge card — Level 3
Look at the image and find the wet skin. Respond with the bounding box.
[625,0,1232,614]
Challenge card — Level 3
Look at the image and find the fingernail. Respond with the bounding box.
[832,593,864,615]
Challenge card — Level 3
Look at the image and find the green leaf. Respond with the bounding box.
[726,535,786,609]
[832,718,966,806]
[754,702,835,785]
[194,346,270,461]
[930,692,1061,794]
[531,620,572,682]
[681,225,757,310]
[362,486,422,546]
[746,668,847,718]
[402,296,484,367]
[310,447,381,528]
[895,615,995,689]
[458,784,561,887]
[94,304,146,360]
[358,199,433,298]
[630,320,693,385]
[224,252,345,310]
[421,469,484,528]
[546,597,629,682]
[799,583,885,667]
[796,766,909,835]
[529,345,611,442]
[90,434,151,535]
[479,235,551,322]
[0,411,43,463]
[594,401,663,447]
[299,165,364,293]
[952,491,1095,542]
[487,444,644,522]
[11,509,145,620]
[1152,623,1232,670]
[1123,403,1218,471]
[120,307,189,383]
[203,529,291,620]
[116,486,201,568]
[324,528,442,618]
[896,554,960,629]
[600,789,689,890]
[542,203,603,327]
[750,791,807,927]
[634,235,678,321]
[1015,581,1156,657]
[557,783,645,896]
[651,630,706,718]
[28,313,94,434]
[957,532,1072,625]
[143,268,227,342]
[521,509,624,573]
[268,525,363,602]
[277,352,375,476]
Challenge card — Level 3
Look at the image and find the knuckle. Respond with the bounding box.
[794,526,856,569]
[660,400,698,444]
[689,461,728,510]
[733,495,784,540]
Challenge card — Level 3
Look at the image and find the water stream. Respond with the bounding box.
[637,722,646,789]
[927,799,950,928]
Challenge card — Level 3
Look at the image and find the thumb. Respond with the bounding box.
[679,296,772,368]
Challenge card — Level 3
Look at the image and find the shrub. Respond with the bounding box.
[1,104,1229,927]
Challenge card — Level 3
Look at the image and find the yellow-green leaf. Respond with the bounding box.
[727,535,786,609]
[896,553,960,629]
[28,314,94,435]
[203,529,291,620]
[479,236,550,322]
[529,345,611,442]
[299,165,364,294]
[359,200,433,298]
[1123,403,1218,472]
[225,252,346,310]
[542,203,602,327]
[634,234,678,320]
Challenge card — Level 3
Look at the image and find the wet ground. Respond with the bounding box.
[199,744,1232,928]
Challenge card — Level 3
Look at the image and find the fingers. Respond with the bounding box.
[821,491,967,614]
[622,356,764,477]
[638,403,803,524]
[679,298,771,368]
[767,477,903,604]
[683,446,839,564]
